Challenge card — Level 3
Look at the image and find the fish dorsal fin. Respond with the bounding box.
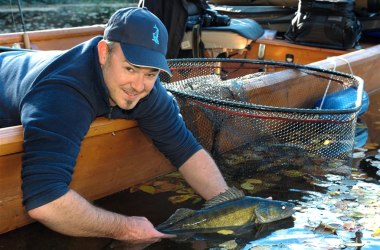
[202,187,245,209]
[156,208,196,230]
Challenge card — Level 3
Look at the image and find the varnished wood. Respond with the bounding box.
[233,38,346,64]
[0,117,138,156]
[0,25,104,50]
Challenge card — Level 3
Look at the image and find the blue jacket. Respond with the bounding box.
[0,36,201,211]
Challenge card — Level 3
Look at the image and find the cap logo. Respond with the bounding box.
[152,24,160,45]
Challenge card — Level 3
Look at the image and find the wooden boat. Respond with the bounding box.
[1,24,380,234]
[0,118,174,234]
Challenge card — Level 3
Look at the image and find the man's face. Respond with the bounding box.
[98,41,160,110]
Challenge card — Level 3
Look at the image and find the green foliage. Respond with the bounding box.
[17,0,137,4]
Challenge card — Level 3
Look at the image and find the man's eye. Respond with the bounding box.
[125,67,134,72]
[147,73,158,78]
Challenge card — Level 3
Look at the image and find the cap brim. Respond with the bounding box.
[120,43,172,77]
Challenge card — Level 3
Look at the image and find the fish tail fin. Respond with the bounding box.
[156,208,196,231]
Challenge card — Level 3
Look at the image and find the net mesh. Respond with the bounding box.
[160,59,363,179]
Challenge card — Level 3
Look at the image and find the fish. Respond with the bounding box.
[156,187,295,234]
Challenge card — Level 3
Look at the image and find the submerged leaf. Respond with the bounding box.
[243,178,263,184]
[191,197,202,204]
[168,194,195,204]
[241,182,255,191]
[313,222,337,234]
[282,170,305,178]
[129,186,140,193]
[164,171,184,178]
[139,185,156,195]
[153,180,182,193]
[217,229,234,235]
[218,239,238,249]
[176,188,195,194]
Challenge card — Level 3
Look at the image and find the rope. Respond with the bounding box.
[16,0,31,49]
[318,56,355,110]
[138,0,145,8]
[317,57,337,109]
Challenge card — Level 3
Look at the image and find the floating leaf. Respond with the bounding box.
[372,228,380,237]
[364,143,379,150]
[313,222,337,234]
[328,191,341,196]
[351,172,368,180]
[139,185,156,195]
[350,211,365,218]
[343,221,356,231]
[345,242,365,247]
[217,229,234,235]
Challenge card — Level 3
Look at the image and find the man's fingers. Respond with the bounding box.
[160,233,176,238]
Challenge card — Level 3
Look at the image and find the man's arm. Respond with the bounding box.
[27,189,172,241]
[179,149,229,200]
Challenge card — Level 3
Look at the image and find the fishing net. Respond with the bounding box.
[160,58,364,179]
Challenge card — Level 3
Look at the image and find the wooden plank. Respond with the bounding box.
[0,25,104,50]
[233,38,346,64]
[0,118,174,234]
[0,118,138,156]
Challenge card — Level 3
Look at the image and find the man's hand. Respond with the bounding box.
[118,216,174,242]
[104,217,175,250]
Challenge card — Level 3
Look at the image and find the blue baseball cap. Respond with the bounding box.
[104,7,171,76]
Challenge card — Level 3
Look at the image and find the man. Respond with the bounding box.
[0,7,228,242]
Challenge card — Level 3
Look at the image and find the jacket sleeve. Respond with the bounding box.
[133,81,202,168]
[20,81,95,211]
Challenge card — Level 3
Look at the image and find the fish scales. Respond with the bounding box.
[177,199,258,230]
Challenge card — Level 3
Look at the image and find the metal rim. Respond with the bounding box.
[164,58,363,115]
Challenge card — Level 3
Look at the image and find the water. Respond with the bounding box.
[0,1,137,34]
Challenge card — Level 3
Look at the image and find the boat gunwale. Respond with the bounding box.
[0,117,138,156]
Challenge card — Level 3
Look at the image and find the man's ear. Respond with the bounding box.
[97,40,108,65]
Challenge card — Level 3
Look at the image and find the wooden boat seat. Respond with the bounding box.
[181,18,264,57]
[0,117,174,234]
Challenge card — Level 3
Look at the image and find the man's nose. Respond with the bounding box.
[130,73,145,92]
